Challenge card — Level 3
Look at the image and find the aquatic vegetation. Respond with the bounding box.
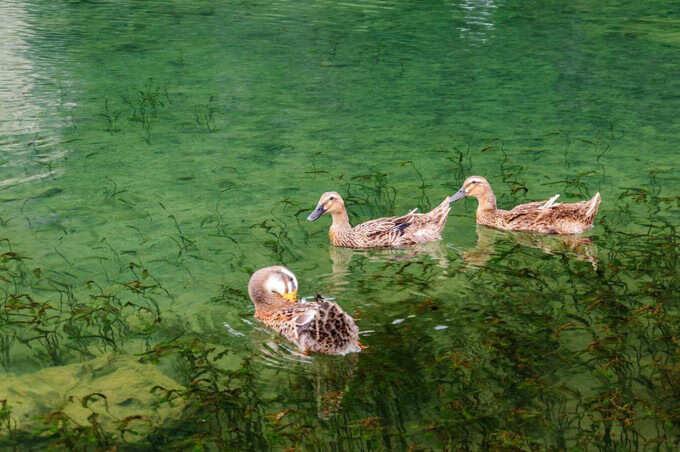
[1,116,675,448]
[0,246,164,366]
[0,171,677,450]
[97,97,123,133]
[344,172,398,218]
[443,145,473,187]
[250,208,301,262]
[193,95,219,133]
[399,160,432,210]
[121,79,172,144]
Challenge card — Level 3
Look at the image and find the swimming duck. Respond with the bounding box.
[449,176,601,234]
[306,192,452,248]
[248,266,361,355]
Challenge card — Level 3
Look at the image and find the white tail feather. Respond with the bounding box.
[540,194,560,210]
[585,192,601,217]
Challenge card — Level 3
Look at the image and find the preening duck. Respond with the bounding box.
[449,176,601,234]
[248,266,361,355]
[306,192,453,248]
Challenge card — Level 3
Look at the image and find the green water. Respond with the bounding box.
[0,0,678,449]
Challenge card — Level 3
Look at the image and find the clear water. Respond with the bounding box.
[0,0,678,449]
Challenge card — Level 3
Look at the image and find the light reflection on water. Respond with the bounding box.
[0,1,72,190]
[457,0,498,44]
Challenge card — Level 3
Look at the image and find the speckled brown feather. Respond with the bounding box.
[479,196,601,234]
[249,267,361,355]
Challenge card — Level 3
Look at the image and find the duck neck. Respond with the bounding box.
[250,289,285,317]
[330,209,351,231]
[475,189,497,214]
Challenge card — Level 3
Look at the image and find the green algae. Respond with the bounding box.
[0,355,184,446]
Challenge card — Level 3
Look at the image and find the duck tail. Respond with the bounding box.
[427,197,452,229]
[585,192,601,219]
[431,196,452,215]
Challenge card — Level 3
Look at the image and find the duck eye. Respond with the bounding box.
[329,196,335,200]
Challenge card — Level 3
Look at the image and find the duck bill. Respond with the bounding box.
[282,290,297,303]
[307,204,326,221]
[449,187,467,203]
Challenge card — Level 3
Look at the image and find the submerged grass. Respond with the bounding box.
[0,149,677,450]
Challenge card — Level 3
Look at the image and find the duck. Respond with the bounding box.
[306,192,453,248]
[449,176,601,234]
[248,266,361,355]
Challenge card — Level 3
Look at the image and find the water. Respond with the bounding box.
[0,0,678,449]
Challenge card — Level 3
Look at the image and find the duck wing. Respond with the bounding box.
[502,201,545,224]
[500,194,600,233]
[353,209,417,237]
[508,201,544,214]
[294,300,359,354]
[262,305,314,341]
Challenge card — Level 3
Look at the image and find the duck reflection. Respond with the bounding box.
[329,241,450,289]
[254,334,359,420]
[309,353,359,420]
[463,226,599,268]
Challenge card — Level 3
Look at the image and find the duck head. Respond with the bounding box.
[307,192,346,221]
[450,176,496,208]
[248,266,298,306]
